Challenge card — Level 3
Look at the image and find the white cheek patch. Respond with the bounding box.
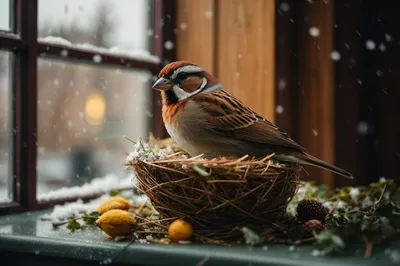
[172,84,192,100]
[200,83,222,94]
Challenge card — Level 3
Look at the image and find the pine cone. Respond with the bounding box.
[302,219,325,235]
[296,199,328,222]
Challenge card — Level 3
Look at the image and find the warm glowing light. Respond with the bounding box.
[85,92,106,125]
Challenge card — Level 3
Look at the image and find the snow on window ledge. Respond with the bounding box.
[37,173,137,202]
[38,36,160,64]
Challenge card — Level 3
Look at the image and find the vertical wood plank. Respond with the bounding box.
[176,0,215,73]
[298,0,334,185]
[333,0,361,187]
[275,0,300,141]
[216,0,275,121]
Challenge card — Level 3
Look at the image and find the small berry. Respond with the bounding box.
[302,219,325,236]
[296,199,328,222]
[168,219,193,242]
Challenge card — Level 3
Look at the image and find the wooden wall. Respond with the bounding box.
[176,0,276,121]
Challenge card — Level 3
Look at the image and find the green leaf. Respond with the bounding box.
[241,227,263,245]
[110,190,121,196]
[191,165,210,177]
[67,220,81,233]
[82,212,99,226]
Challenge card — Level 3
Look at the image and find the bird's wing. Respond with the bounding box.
[194,90,307,152]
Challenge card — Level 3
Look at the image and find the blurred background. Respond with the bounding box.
[0,0,399,203]
[0,0,153,201]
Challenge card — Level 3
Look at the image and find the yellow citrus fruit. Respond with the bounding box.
[96,209,135,237]
[97,196,131,215]
[168,219,193,242]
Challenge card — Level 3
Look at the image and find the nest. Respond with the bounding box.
[127,137,303,239]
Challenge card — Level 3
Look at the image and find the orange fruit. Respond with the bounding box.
[96,209,135,237]
[97,196,131,215]
[168,219,193,242]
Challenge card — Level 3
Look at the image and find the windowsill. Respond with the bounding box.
[0,210,399,266]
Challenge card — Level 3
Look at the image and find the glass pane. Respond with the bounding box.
[38,0,151,52]
[36,59,152,199]
[0,0,12,31]
[0,51,12,203]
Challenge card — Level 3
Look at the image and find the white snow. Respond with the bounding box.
[365,40,376,50]
[204,10,213,18]
[60,49,68,57]
[93,54,102,63]
[280,2,290,12]
[275,105,284,114]
[180,23,188,31]
[278,79,286,90]
[349,187,360,200]
[125,139,174,163]
[41,190,147,222]
[379,43,386,52]
[38,36,160,64]
[37,174,136,202]
[42,195,108,221]
[385,33,393,42]
[312,129,318,136]
[309,27,320,37]
[357,121,369,135]
[164,41,175,51]
[376,69,383,77]
[330,50,341,61]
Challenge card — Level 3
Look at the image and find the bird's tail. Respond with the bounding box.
[275,153,354,180]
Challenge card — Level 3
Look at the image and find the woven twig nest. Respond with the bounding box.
[126,136,302,237]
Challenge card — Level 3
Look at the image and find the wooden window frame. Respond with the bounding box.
[0,0,175,214]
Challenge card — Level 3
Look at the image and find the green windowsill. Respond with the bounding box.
[0,210,399,266]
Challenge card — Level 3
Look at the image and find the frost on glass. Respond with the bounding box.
[38,0,151,53]
[0,0,12,31]
[37,59,152,198]
[0,51,12,202]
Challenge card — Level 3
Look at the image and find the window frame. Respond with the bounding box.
[0,0,176,213]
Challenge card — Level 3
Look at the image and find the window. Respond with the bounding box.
[0,0,13,31]
[0,51,12,203]
[0,0,176,213]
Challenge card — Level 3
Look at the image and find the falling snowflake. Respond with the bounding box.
[312,129,318,136]
[204,10,213,18]
[365,40,376,50]
[164,41,174,50]
[60,49,68,57]
[275,105,284,114]
[357,121,369,135]
[309,27,320,37]
[330,50,341,61]
[180,23,188,31]
[385,33,393,42]
[376,69,383,77]
[93,54,102,63]
[379,43,386,52]
[278,79,286,90]
[280,2,290,12]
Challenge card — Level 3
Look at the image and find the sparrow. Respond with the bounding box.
[152,61,354,179]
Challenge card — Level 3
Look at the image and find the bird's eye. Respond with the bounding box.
[176,72,188,82]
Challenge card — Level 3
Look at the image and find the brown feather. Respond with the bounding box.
[193,90,307,152]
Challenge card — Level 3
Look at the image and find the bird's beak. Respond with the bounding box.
[152,77,171,91]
